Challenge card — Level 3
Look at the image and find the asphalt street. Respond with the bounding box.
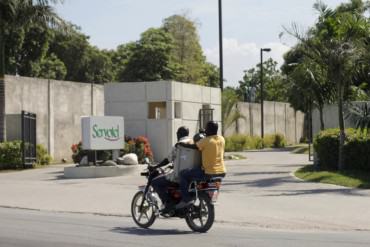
[1,207,370,247]
[1,150,370,246]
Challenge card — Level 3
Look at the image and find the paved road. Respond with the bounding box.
[1,207,370,247]
[0,150,369,233]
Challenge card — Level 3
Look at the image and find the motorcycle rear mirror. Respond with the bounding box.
[143,157,150,165]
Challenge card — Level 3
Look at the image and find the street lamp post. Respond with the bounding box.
[218,0,223,92]
[260,48,271,139]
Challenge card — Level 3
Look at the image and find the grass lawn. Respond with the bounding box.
[289,144,310,154]
[295,165,370,189]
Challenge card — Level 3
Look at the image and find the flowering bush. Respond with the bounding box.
[71,141,89,164]
[124,136,153,163]
[71,136,153,164]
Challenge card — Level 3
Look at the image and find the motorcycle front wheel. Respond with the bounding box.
[185,193,215,233]
[131,191,156,228]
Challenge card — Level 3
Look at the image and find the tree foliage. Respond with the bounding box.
[238,58,288,102]
[3,12,219,86]
[0,0,64,141]
[283,0,370,169]
[222,87,245,132]
[162,14,215,86]
[118,28,177,82]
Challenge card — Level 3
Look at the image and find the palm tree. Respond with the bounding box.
[286,0,369,170]
[222,88,246,134]
[346,103,370,133]
[0,0,64,142]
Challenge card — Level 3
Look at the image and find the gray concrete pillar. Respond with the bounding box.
[48,80,54,158]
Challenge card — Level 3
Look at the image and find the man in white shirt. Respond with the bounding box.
[151,126,193,213]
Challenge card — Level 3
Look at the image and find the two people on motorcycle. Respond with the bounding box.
[176,121,226,209]
[151,121,226,212]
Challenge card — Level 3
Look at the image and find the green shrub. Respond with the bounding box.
[314,129,341,170]
[0,141,23,169]
[299,136,309,144]
[0,141,52,169]
[71,141,113,164]
[272,133,287,148]
[314,128,369,171]
[247,135,264,149]
[36,144,52,165]
[343,134,370,171]
[262,134,287,148]
[225,134,286,151]
[262,135,274,148]
[225,135,247,152]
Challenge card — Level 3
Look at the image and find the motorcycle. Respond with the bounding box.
[130,162,223,233]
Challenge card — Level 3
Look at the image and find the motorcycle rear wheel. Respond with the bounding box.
[131,191,156,228]
[185,193,215,233]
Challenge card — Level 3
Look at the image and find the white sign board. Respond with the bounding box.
[81,116,124,150]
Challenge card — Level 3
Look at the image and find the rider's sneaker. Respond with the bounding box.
[175,200,194,209]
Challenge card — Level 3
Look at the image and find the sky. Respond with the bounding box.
[55,0,346,87]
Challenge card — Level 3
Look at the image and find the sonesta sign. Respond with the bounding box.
[81,116,124,150]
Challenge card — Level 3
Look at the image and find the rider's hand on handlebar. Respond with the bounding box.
[148,165,157,172]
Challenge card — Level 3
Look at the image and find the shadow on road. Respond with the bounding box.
[223,176,300,188]
[242,147,298,153]
[111,226,193,236]
[262,188,367,197]
[230,171,289,176]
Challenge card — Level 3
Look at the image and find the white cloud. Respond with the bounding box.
[205,38,290,88]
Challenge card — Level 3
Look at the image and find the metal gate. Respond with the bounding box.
[21,111,37,168]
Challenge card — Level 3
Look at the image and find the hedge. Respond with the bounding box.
[0,141,52,170]
[0,141,23,169]
[314,128,370,171]
[225,133,286,152]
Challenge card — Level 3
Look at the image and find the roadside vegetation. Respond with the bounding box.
[225,133,286,152]
[296,127,370,188]
[0,141,51,170]
[223,1,370,171]
[295,165,370,189]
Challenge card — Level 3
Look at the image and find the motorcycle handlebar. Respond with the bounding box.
[140,172,149,176]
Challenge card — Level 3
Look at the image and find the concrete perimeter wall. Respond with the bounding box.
[312,102,370,137]
[225,101,305,144]
[4,75,104,162]
[105,81,221,161]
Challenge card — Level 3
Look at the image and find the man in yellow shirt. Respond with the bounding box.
[177,121,226,209]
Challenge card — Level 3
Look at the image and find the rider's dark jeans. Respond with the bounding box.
[151,175,171,204]
[179,167,206,202]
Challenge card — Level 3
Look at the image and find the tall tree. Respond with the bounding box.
[222,87,245,133]
[162,14,212,86]
[48,25,90,82]
[238,58,288,102]
[281,45,335,130]
[112,42,136,81]
[119,28,178,82]
[84,47,114,83]
[0,0,63,142]
[285,0,370,169]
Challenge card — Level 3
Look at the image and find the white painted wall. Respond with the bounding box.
[105,81,221,161]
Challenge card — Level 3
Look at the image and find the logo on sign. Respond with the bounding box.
[92,124,120,141]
